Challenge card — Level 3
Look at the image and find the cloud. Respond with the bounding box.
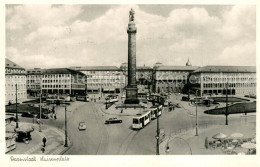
[6,5,256,68]
[216,41,256,66]
[220,5,256,41]
[7,5,82,30]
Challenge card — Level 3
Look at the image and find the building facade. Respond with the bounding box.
[120,63,153,85]
[26,68,43,97]
[153,65,198,93]
[41,68,87,95]
[5,58,27,105]
[71,66,125,94]
[190,66,256,97]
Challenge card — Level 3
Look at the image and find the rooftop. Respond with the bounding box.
[5,58,24,69]
[43,68,86,75]
[193,66,256,73]
[70,66,120,71]
[156,66,199,71]
[27,68,45,74]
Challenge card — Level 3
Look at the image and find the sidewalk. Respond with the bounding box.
[7,122,71,155]
[159,117,256,155]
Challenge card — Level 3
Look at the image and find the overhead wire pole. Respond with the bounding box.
[15,84,19,128]
[195,90,198,136]
[156,114,160,155]
[64,103,68,147]
[39,76,42,132]
[225,82,229,125]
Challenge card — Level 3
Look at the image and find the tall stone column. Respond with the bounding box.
[125,9,139,104]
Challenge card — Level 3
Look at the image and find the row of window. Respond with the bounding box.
[5,84,26,90]
[42,85,69,88]
[5,91,27,100]
[6,75,26,82]
[202,77,256,82]
[84,71,122,75]
[43,74,70,78]
[88,83,123,87]
[5,68,26,74]
[42,80,71,83]
[203,83,256,88]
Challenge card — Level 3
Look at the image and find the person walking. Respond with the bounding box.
[42,137,47,147]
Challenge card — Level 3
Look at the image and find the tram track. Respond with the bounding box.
[118,129,140,155]
[90,102,110,155]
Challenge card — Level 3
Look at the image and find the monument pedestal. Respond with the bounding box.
[125,86,139,104]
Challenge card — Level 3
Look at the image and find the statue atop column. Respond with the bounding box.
[129,8,135,22]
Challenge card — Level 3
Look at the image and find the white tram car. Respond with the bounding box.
[132,105,163,130]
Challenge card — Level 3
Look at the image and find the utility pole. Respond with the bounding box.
[156,114,160,155]
[64,104,68,147]
[15,84,19,128]
[225,82,229,125]
[39,76,42,132]
[195,90,198,136]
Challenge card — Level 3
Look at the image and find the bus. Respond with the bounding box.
[132,110,151,130]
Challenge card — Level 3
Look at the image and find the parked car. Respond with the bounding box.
[78,122,87,130]
[36,113,49,119]
[105,117,122,124]
[21,112,34,118]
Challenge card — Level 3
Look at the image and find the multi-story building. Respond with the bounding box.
[71,66,125,94]
[5,58,27,104]
[190,66,256,97]
[41,68,87,95]
[26,68,44,97]
[120,63,153,85]
[153,65,198,93]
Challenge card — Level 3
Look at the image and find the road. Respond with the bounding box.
[18,93,256,155]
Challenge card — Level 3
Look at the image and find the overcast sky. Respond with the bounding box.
[6,4,256,69]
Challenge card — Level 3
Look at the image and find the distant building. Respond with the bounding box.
[71,66,125,94]
[190,66,256,96]
[26,68,44,97]
[120,63,153,85]
[5,58,27,105]
[153,65,199,93]
[41,68,87,95]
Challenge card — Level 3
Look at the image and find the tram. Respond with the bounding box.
[132,105,164,130]
[106,94,119,103]
[132,110,151,130]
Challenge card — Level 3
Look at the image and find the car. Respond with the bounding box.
[21,112,35,118]
[78,122,87,130]
[36,113,49,119]
[105,117,122,124]
[176,103,181,108]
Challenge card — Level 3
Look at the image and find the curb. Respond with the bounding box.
[18,122,72,155]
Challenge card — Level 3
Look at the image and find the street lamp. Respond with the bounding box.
[165,136,192,155]
[195,90,198,136]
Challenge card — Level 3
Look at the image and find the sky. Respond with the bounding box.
[6,4,256,69]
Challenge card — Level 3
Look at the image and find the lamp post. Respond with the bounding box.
[156,114,160,155]
[195,90,198,136]
[225,82,229,125]
[105,98,108,109]
[165,136,192,155]
[15,84,19,128]
[64,103,68,147]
